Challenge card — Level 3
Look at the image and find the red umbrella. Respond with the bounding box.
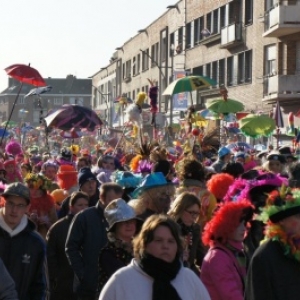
[5,64,46,87]
[1,64,46,145]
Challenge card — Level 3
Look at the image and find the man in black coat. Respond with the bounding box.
[245,189,300,300]
[66,182,123,300]
[0,182,49,300]
[46,191,89,300]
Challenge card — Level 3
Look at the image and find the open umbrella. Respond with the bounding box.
[24,85,52,98]
[44,104,103,131]
[205,98,244,114]
[1,121,17,128]
[162,75,216,106]
[2,63,46,144]
[238,114,276,138]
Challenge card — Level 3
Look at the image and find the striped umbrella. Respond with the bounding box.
[273,101,284,128]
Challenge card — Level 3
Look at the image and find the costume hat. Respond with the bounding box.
[105,198,142,232]
[132,172,173,198]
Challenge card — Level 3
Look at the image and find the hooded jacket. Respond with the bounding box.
[0,214,49,300]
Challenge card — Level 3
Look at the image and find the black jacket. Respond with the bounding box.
[46,214,75,300]
[58,189,100,219]
[0,218,49,300]
[65,202,108,298]
[245,239,300,300]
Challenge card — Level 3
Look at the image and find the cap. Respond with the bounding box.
[218,146,231,158]
[104,198,142,232]
[2,182,30,204]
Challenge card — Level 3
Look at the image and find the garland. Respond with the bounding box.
[265,223,300,262]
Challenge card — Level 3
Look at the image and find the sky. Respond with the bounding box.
[0,0,175,91]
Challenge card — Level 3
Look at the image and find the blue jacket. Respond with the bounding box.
[65,202,108,298]
[0,219,49,300]
[0,257,18,300]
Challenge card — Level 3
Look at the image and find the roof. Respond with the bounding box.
[0,75,92,96]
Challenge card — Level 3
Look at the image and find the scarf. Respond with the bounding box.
[138,253,182,300]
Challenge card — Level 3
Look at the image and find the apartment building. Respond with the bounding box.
[0,75,92,126]
[93,0,300,132]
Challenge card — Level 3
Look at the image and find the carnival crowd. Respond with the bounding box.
[0,138,300,300]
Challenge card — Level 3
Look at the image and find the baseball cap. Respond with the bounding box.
[2,182,30,204]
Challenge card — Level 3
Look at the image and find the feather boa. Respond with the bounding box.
[29,193,55,216]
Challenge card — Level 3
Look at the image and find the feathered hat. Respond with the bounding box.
[5,140,22,156]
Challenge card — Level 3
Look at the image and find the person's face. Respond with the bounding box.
[269,160,282,174]
[279,214,300,236]
[228,221,247,242]
[21,167,29,178]
[181,203,200,227]
[145,225,178,263]
[70,198,89,215]
[44,166,57,181]
[0,170,6,179]
[147,190,171,214]
[81,180,97,196]
[102,190,123,207]
[77,160,88,171]
[102,159,115,171]
[115,219,137,242]
[3,196,30,229]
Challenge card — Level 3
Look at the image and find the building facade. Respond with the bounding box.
[93,0,300,132]
[0,75,92,127]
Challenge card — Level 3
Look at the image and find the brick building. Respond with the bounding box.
[0,75,92,127]
[92,0,300,136]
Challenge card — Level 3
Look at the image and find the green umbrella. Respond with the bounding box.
[205,98,245,114]
[162,75,216,106]
[238,114,276,138]
[162,75,216,96]
[1,120,18,128]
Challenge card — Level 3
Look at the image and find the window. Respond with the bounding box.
[220,6,226,28]
[245,0,253,25]
[133,57,136,76]
[193,66,203,76]
[207,9,220,34]
[137,54,141,74]
[212,61,218,83]
[18,97,25,104]
[194,16,204,44]
[229,0,242,24]
[54,97,63,105]
[178,26,184,46]
[142,49,149,71]
[132,90,136,100]
[125,60,131,78]
[169,32,175,55]
[227,56,234,86]
[161,30,167,63]
[33,111,40,123]
[185,22,192,49]
[265,44,277,76]
[245,50,252,82]
[151,43,159,67]
[219,59,225,86]
[70,97,84,105]
[122,63,126,79]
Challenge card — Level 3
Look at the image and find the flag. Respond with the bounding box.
[273,101,284,128]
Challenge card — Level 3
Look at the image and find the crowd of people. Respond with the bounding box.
[0,137,300,300]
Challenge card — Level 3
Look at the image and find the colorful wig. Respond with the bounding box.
[56,165,78,190]
[202,200,254,246]
[207,173,235,201]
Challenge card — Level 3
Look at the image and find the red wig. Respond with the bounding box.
[202,200,254,246]
[207,173,235,201]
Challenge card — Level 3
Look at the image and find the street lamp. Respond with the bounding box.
[169,44,175,126]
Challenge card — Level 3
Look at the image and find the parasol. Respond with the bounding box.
[44,104,103,131]
[162,75,216,106]
[205,98,244,114]
[1,121,17,128]
[238,114,276,138]
[2,63,46,145]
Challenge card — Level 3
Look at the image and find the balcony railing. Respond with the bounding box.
[262,74,300,102]
[220,23,243,49]
[263,1,300,37]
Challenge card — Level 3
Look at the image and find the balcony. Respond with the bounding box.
[220,23,243,49]
[263,1,300,37]
[262,74,300,103]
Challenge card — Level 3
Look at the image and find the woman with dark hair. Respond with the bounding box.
[201,200,254,300]
[99,214,210,300]
[168,192,205,274]
[221,162,244,178]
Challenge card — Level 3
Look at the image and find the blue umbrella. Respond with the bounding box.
[0,128,10,138]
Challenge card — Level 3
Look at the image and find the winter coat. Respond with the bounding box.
[200,241,246,300]
[0,257,18,300]
[99,259,211,300]
[98,239,133,292]
[65,202,108,299]
[245,239,300,300]
[0,218,48,300]
[46,214,75,300]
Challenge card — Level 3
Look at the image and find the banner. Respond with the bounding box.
[172,71,188,110]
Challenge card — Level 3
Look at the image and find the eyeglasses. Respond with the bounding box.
[5,201,28,210]
[185,210,200,218]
